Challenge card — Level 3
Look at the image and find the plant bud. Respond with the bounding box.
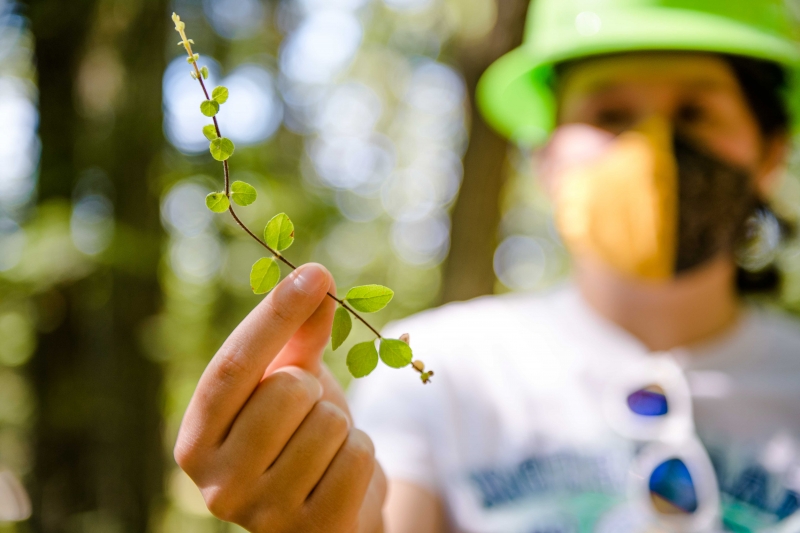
[411,360,424,372]
[399,333,410,345]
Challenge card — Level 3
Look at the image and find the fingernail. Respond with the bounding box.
[293,264,327,295]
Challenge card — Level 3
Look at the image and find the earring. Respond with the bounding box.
[736,207,782,272]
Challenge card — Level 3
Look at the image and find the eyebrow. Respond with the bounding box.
[581,76,735,96]
[682,78,736,92]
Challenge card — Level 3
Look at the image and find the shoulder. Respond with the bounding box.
[752,304,800,337]
[347,285,574,400]
[750,304,800,361]
[379,285,571,366]
[700,303,800,376]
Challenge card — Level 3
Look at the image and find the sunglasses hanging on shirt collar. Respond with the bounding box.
[602,353,721,532]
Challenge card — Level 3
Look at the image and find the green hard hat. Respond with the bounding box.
[477,0,800,146]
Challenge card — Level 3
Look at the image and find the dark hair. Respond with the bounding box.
[724,55,791,295]
[724,54,789,138]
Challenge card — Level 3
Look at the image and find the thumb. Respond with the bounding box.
[266,263,337,376]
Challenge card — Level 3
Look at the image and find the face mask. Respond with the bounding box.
[673,136,758,273]
[554,119,758,281]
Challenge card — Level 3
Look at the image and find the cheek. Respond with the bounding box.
[537,125,616,196]
[692,101,763,171]
[701,127,762,171]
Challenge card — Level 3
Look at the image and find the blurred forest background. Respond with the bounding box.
[1,0,800,531]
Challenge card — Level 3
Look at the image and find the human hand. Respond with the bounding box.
[174,263,386,533]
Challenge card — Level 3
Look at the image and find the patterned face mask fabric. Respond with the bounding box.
[554,118,758,281]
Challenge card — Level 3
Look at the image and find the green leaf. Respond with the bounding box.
[231,181,257,206]
[205,192,229,213]
[210,137,235,161]
[379,338,412,369]
[187,53,199,64]
[202,124,218,141]
[250,258,281,294]
[200,66,209,79]
[190,70,198,80]
[344,285,394,313]
[212,86,229,104]
[346,341,379,378]
[264,213,294,251]
[331,307,352,351]
[200,99,219,117]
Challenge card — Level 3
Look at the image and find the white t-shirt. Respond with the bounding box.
[349,284,800,533]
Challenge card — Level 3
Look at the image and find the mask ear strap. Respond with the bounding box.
[736,203,788,292]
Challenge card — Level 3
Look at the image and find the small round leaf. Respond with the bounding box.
[210,137,235,161]
[231,181,257,206]
[331,307,352,351]
[250,257,281,294]
[212,86,229,104]
[200,66,209,79]
[200,99,219,117]
[202,124,218,141]
[205,192,229,213]
[344,285,394,313]
[379,338,412,369]
[264,213,294,251]
[347,341,379,378]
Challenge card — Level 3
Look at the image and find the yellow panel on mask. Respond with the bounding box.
[555,119,678,281]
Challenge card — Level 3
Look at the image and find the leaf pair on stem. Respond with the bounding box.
[205,181,255,213]
[330,285,411,379]
[250,213,294,294]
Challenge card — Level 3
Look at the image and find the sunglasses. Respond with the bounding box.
[603,354,722,532]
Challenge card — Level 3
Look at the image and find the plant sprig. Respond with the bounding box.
[172,13,433,384]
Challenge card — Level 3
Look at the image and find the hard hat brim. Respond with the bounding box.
[477,7,800,145]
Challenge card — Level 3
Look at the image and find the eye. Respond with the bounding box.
[594,108,636,132]
[676,103,706,125]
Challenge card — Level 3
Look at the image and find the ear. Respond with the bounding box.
[755,131,789,197]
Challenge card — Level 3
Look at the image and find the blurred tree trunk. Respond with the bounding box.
[441,0,530,303]
[24,0,167,531]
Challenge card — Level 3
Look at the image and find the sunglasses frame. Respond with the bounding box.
[602,355,694,442]
[602,352,722,532]
[629,436,721,532]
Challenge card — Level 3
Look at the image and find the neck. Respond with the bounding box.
[575,255,741,352]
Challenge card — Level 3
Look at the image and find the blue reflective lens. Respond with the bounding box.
[649,458,698,514]
[627,385,668,416]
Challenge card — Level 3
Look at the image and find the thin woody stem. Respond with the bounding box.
[177,29,432,378]
[189,58,386,342]
[191,62,226,191]
[225,205,383,339]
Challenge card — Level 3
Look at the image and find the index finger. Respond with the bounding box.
[180,263,332,449]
